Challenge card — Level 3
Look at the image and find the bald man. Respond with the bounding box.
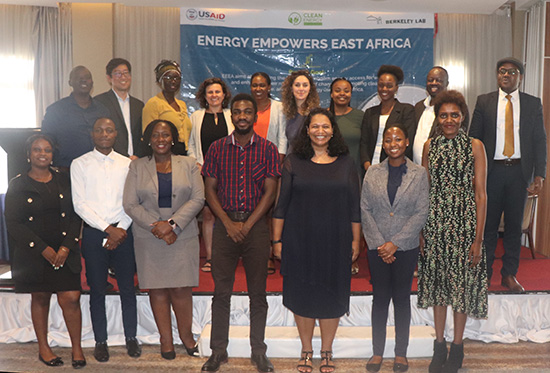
[42,66,109,169]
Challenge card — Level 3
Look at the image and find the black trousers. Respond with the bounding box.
[210,217,270,355]
[367,248,419,357]
[484,163,528,280]
[81,226,137,343]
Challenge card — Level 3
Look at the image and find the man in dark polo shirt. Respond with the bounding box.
[201,93,280,373]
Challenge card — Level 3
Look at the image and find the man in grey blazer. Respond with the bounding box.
[469,57,547,292]
[95,58,144,159]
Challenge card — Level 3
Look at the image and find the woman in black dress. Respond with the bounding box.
[5,134,84,368]
[273,108,361,373]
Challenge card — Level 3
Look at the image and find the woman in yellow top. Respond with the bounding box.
[142,60,192,153]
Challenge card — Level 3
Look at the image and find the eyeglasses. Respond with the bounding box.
[112,71,131,78]
[163,75,181,82]
[498,68,519,76]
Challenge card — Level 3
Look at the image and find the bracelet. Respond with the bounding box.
[271,239,282,245]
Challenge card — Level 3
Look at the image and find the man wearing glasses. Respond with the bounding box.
[470,57,547,292]
[95,58,144,160]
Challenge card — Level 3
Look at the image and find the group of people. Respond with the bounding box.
[4,55,545,373]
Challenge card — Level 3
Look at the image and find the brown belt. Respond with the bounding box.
[494,159,521,166]
[225,211,252,222]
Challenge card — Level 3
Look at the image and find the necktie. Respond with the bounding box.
[503,94,514,158]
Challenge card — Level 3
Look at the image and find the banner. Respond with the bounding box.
[180,9,434,113]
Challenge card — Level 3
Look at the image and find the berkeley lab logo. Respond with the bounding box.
[186,8,226,21]
[288,12,323,26]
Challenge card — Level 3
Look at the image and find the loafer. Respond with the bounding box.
[94,342,109,362]
[201,352,228,372]
[126,338,141,358]
[501,275,525,293]
[251,353,274,373]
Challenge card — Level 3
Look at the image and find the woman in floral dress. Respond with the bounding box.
[418,90,488,373]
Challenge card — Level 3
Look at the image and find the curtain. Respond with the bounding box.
[523,1,545,98]
[113,4,181,104]
[33,3,73,124]
[434,13,512,114]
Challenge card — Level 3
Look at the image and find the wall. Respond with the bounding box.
[71,3,113,95]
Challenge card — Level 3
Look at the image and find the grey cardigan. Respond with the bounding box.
[123,155,205,240]
[361,158,429,251]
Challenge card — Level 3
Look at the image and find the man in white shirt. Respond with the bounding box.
[95,58,144,159]
[71,118,140,361]
[412,66,449,164]
[470,57,547,292]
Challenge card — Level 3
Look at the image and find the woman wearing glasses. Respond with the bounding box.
[142,60,192,154]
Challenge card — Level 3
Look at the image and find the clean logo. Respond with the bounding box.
[288,12,302,26]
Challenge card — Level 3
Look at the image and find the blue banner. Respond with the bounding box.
[180,9,434,113]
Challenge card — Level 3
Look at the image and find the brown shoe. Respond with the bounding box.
[501,275,525,293]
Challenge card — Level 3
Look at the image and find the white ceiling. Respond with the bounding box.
[1,0,533,15]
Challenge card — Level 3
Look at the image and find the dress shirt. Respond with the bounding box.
[372,114,389,165]
[42,94,110,168]
[495,88,521,160]
[71,148,132,231]
[413,97,434,164]
[113,89,133,156]
[202,132,280,212]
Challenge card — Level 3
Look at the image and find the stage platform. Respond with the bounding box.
[1,291,549,358]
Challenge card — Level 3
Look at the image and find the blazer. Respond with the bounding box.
[469,90,547,183]
[360,100,415,165]
[265,99,288,154]
[361,158,429,251]
[142,93,193,147]
[94,90,144,157]
[188,108,234,165]
[5,169,82,283]
[123,155,205,241]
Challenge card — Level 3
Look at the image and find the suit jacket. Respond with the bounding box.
[188,108,234,165]
[469,90,547,183]
[361,158,429,251]
[360,100,415,165]
[95,90,144,157]
[123,155,205,241]
[5,169,82,283]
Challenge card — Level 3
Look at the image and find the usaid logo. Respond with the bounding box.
[186,9,226,21]
[186,9,198,21]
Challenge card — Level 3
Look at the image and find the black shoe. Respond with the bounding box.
[251,353,274,373]
[161,350,176,360]
[366,356,382,372]
[442,343,463,373]
[94,342,109,362]
[126,338,141,358]
[71,355,86,369]
[38,354,64,367]
[393,360,409,372]
[201,352,228,372]
[184,342,200,357]
[429,340,448,373]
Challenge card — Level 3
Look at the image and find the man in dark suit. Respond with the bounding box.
[95,58,144,159]
[469,57,547,292]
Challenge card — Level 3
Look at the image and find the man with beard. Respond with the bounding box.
[42,66,109,169]
[469,57,546,292]
[201,93,280,373]
[411,66,449,164]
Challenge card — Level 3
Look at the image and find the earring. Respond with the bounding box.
[27,158,30,163]
[148,143,151,146]
[172,141,175,146]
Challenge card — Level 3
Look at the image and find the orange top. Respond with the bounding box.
[254,105,271,139]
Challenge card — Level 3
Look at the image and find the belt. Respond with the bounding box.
[225,211,252,222]
[494,159,521,166]
[83,221,119,228]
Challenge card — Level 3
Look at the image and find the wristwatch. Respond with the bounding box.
[168,219,177,230]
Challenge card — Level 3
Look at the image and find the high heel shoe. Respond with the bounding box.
[71,354,86,369]
[38,354,64,367]
[161,350,176,360]
[429,340,448,373]
[184,342,200,357]
[441,343,463,373]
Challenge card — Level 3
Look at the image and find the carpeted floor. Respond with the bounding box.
[0,339,549,372]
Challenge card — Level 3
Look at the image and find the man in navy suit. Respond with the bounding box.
[95,58,144,159]
[469,57,547,292]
